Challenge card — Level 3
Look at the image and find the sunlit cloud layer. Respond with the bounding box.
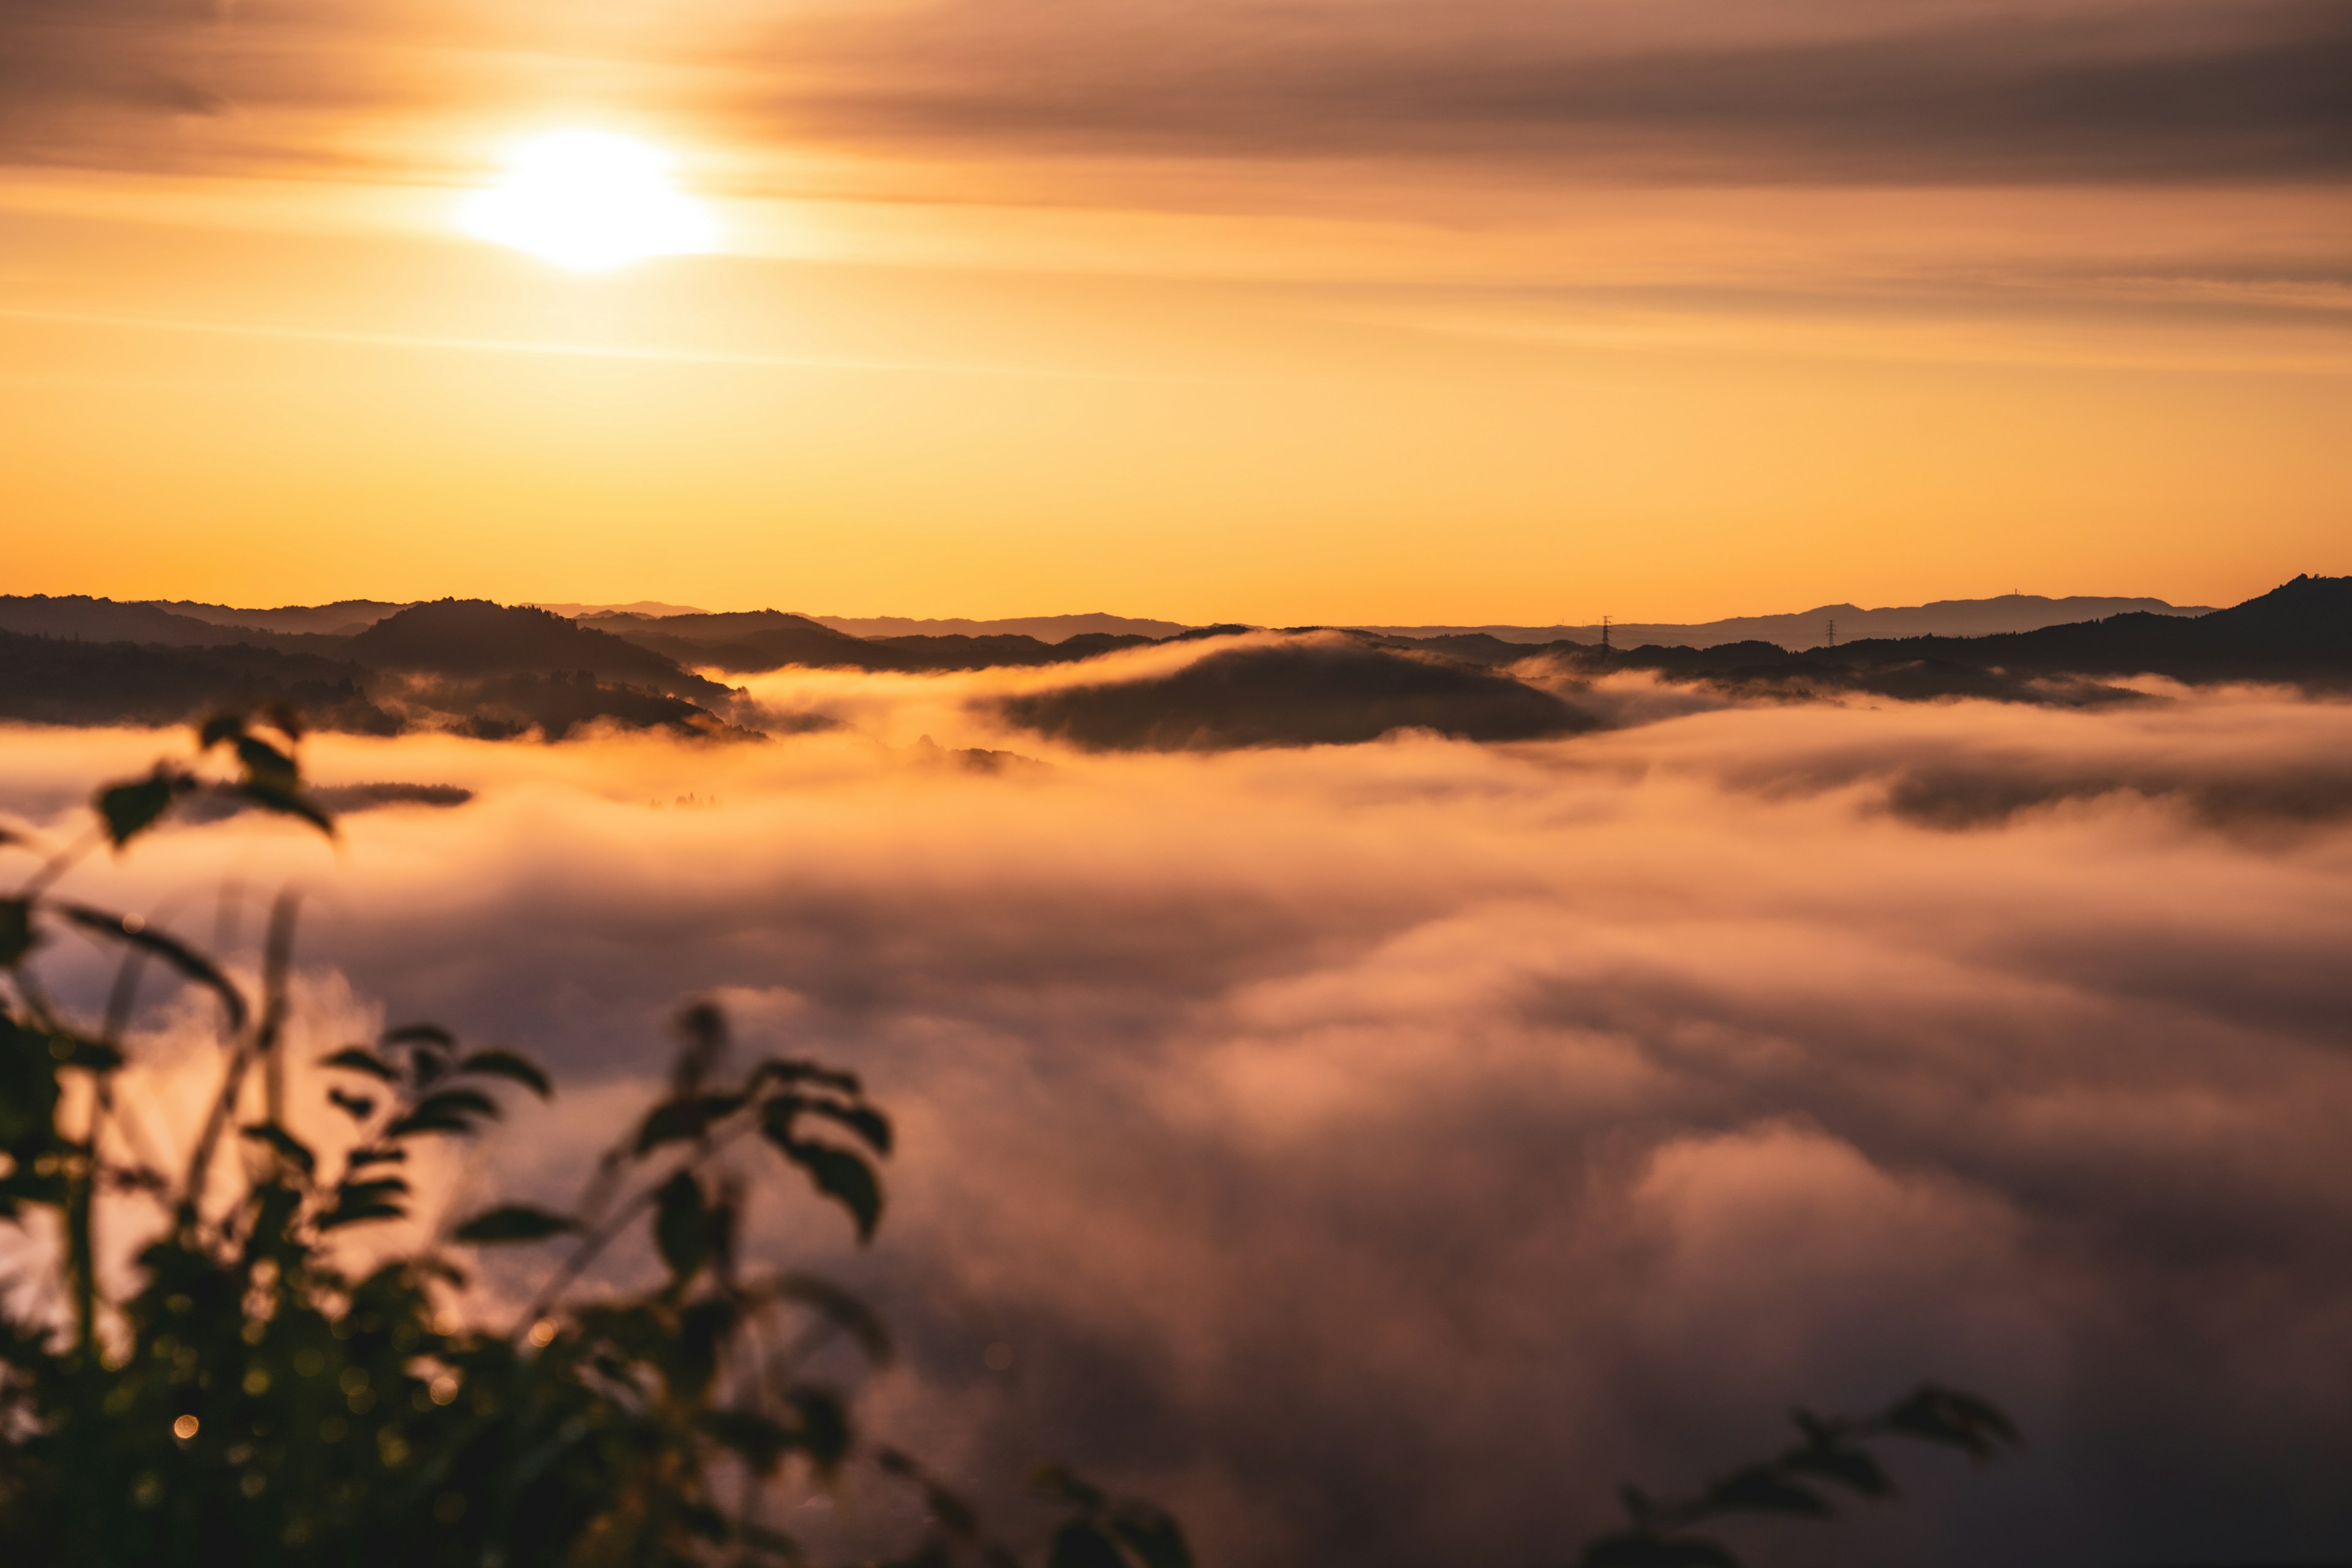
[7,679,2352,1564]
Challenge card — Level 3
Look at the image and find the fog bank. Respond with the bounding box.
[5,682,2351,1565]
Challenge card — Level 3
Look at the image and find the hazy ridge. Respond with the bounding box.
[0,581,2342,748]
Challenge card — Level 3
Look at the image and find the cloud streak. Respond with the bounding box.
[767,0,2352,184]
[7,0,2351,192]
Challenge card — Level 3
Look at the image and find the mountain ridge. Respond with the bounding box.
[2,581,2340,748]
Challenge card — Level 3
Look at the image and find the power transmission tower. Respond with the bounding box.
[1600,615,1611,657]
[1826,618,1837,648]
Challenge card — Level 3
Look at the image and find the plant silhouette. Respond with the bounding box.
[1576,1386,2020,1566]
[0,712,1185,1567]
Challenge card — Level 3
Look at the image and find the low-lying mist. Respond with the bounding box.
[5,669,2351,1567]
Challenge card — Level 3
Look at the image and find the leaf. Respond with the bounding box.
[1784,1442,1894,1498]
[1705,1466,1832,1518]
[382,1087,501,1141]
[634,1093,744,1154]
[774,1273,894,1365]
[1579,1534,1741,1568]
[804,1098,893,1156]
[458,1049,552,1099]
[1107,1505,1192,1568]
[412,1253,469,1289]
[381,1107,475,1140]
[0,900,37,968]
[677,1295,739,1395]
[1031,1464,1106,1511]
[417,1085,499,1118]
[1883,1386,2020,1460]
[762,1109,883,1242]
[680,1502,733,1545]
[788,1388,853,1472]
[671,1000,729,1093]
[702,1408,795,1475]
[346,1146,405,1167]
[755,1058,862,1096]
[453,1204,579,1244]
[232,780,336,839]
[386,1022,454,1088]
[52,902,247,1033]
[0,1016,64,1147]
[320,1046,401,1082]
[876,1448,984,1544]
[198,712,247,750]
[336,1176,411,1206]
[316,1198,405,1232]
[233,734,298,791]
[1047,1520,1127,1568]
[654,1171,716,1281]
[94,769,185,848]
[238,1123,316,1178]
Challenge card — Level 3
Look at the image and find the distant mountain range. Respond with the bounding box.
[18,592,2213,652]
[809,612,1194,642]
[534,597,2218,650]
[1351,594,2216,650]
[0,581,2341,748]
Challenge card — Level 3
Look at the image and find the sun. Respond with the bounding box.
[457,130,721,272]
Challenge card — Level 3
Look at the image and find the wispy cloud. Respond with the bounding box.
[761,0,2352,184]
[8,0,2351,190]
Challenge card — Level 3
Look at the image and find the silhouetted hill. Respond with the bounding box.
[814,612,1190,643]
[870,631,1158,669]
[0,595,296,649]
[589,610,1159,674]
[1964,574,2352,679]
[396,671,756,742]
[582,611,910,674]
[350,600,732,700]
[1498,576,2352,700]
[530,600,708,620]
[0,626,398,731]
[154,599,410,636]
[998,635,1597,750]
[1354,593,2216,650]
[0,624,748,742]
[5,580,2342,745]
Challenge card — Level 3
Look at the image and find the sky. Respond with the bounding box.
[8,671,2352,1563]
[2,0,2349,620]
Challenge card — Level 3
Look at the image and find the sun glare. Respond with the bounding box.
[457,130,720,271]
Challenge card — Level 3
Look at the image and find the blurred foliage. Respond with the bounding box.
[1574,1381,2019,1566]
[0,714,1183,1567]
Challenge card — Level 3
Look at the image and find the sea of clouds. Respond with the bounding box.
[6,665,2352,1567]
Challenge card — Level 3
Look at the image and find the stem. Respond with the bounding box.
[66,1147,96,1354]
[179,893,295,1226]
[513,1114,764,1336]
[12,824,101,901]
[258,890,299,1129]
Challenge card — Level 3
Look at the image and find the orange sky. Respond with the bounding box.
[2,0,2348,623]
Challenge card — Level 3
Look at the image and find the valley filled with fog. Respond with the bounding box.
[6,673,2351,1566]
